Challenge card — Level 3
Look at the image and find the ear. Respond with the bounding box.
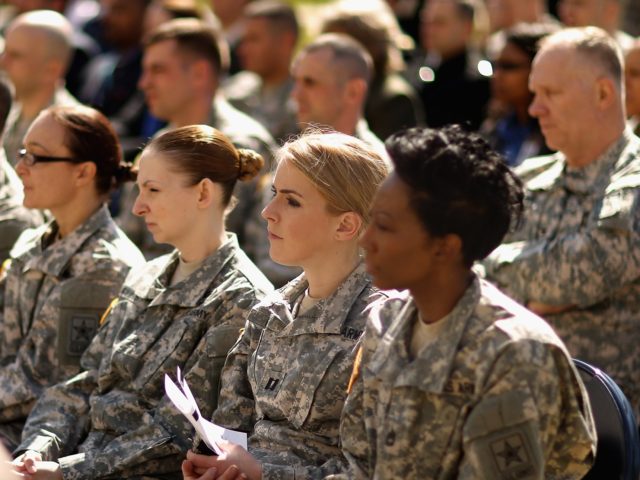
[433,233,464,264]
[74,161,97,187]
[334,211,363,241]
[195,178,218,209]
[344,78,368,107]
[595,76,616,110]
[190,59,216,91]
[44,58,65,83]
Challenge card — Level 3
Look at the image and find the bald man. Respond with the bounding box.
[0,9,79,166]
[485,27,640,416]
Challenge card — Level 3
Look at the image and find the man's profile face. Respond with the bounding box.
[238,17,281,78]
[290,48,345,129]
[1,25,49,98]
[139,40,196,122]
[528,46,600,161]
[420,0,470,59]
[625,46,640,118]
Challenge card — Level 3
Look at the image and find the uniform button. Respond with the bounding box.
[385,430,395,446]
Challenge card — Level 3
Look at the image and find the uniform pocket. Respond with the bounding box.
[57,277,114,367]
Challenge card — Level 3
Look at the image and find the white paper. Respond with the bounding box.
[164,367,248,454]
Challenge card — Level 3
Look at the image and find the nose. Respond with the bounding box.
[528,94,545,118]
[132,191,148,217]
[138,70,148,91]
[14,152,28,177]
[261,196,277,222]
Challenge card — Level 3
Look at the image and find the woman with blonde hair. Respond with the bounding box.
[12,125,273,479]
[182,132,390,479]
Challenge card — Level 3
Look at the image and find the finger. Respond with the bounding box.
[197,467,217,480]
[217,465,244,480]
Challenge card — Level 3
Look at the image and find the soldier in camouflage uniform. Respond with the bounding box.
[0,105,145,450]
[334,126,595,479]
[12,125,274,479]
[182,133,390,480]
[483,27,640,415]
[0,77,43,262]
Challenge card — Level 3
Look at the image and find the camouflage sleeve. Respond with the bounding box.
[458,342,595,479]
[0,269,123,422]
[212,317,261,432]
[55,290,252,480]
[260,455,349,480]
[484,187,640,306]
[17,368,96,460]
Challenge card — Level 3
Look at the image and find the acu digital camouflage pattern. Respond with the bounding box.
[483,130,640,415]
[213,261,388,480]
[0,205,143,448]
[0,151,42,262]
[17,233,273,480]
[334,276,596,479]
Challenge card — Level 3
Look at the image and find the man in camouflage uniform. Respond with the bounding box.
[14,233,272,478]
[483,27,640,414]
[0,205,144,450]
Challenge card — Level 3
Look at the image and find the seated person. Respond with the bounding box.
[0,105,144,450]
[11,125,273,479]
[335,126,596,478]
[182,132,390,479]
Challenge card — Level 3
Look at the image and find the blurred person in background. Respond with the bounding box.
[481,22,558,166]
[411,0,491,130]
[1,9,79,167]
[223,0,299,145]
[558,0,633,50]
[322,2,424,140]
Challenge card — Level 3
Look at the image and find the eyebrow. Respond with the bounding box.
[24,141,53,154]
[272,186,304,198]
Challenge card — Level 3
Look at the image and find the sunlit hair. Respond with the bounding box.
[276,131,389,230]
[386,125,523,266]
[144,124,264,207]
[539,26,623,89]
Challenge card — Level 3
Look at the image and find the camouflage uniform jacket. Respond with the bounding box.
[337,276,596,479]
[17,234,273,479]
[483,129,640,413]
[0,151,42,262]
[0,205,143,424]
[213,261,388,480]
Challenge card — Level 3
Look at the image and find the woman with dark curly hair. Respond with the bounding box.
[334,125,596,479]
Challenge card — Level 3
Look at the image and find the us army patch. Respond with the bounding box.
[67,314,99,355]
[490,433,536,477]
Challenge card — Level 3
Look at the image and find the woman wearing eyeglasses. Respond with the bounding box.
[481,23,559,166]
[0,105,145,451]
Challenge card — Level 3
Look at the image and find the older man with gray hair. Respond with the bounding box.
[484,26,640,416]
[0,9,79,166]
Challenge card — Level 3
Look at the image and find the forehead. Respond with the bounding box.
[24,112,67,145]
[143,39,180,64]
[424,0,461,20]
[530,46,576,83]
[626,47,640,67]
[293,49,337,81]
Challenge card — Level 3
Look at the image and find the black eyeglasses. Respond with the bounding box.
[17,149,83,167]
[491,61,530,72]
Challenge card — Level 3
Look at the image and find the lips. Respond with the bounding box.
[268,230,282,240]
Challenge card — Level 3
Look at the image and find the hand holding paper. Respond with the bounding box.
[164,367,248,455]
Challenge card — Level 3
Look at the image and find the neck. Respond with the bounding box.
[332,113,360,137]
[261,68,290,89]
[51,194,103,238]
[19,83,58,121]
[564,121,624,168]
[175,214,226,263]
[171,92,215,128]
[410,267,471,324]
[302,243,361,299]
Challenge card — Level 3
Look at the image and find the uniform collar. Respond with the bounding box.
[18,205,111,277]
[369,274,481,393]
[254,260,371,336]
[142,233,240,308]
